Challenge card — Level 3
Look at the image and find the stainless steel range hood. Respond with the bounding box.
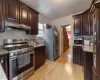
[5,21,31,30]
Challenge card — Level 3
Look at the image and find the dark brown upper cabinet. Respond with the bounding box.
[20,3,30,26]
[82,10,91,35]
[90,12,93,34]
[0,0,5,32]
[73,9,93,35]
[29,9,38,35]
[73,15,82,35]
[0,0,39,34]
[6,0,19,23]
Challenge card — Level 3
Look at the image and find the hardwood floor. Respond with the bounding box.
[27,49,84,80]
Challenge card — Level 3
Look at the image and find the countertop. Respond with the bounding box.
[34,44,45,48]
[73,44,93,52]
[0,44,45,55]
[0,47,8,55]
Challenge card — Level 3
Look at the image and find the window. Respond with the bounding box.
[37,23,44,37]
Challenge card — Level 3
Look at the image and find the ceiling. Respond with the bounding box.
[20,0,92,20]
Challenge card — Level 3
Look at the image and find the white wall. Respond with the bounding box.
[39,14,52,24]
[52,15,74,55]
[53,15,74,26]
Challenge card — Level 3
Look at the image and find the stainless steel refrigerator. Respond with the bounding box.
[44,24,59,61]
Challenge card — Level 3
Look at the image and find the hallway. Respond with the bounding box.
[27,49,84,80]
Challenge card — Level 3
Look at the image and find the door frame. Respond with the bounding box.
[61,25,71,53]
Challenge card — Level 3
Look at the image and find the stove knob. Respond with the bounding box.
[13,52,17,56]
[17,52,20,55]
[17,53,19,55]
[10,53,14,57]
[15,52,18,56]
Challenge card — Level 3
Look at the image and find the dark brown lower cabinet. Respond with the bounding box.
[84,52,93,80]
[92,67,100,80]
[0,54,8,78]
[73,46,93,80]
[0,0,5,32]
[35,46,45,70]
[73,46,83,65]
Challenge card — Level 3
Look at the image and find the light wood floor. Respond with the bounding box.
[27,49,84,80]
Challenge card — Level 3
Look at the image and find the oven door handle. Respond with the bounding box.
[10,51,35,59]
[10,57,17,60]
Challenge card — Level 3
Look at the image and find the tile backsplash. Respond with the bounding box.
[0,29,36,45]
[74,35,93,43]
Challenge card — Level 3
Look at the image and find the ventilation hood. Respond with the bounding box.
[5,21,31,30]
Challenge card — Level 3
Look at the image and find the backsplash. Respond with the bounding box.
[74,35,93,42]
[0,29,36,45]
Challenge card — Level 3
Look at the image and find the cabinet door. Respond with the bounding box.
[73,46,83,65]
[6,0,19,23]
[84,52,93,80]
[0,54,8,78]
[80,47,84,65]
[90,13,93,34]
[73,46,80,64]
[35,51,45,69]
[30,10,38,35]
[93,67,100,80]
[20,4,30,26]
[74,16,82,35]
[82,12,90,35]
[95,8,100,75]
[0,0,5,32]
[73,46,77,63]
[35,46,45,70]
[97,9,100,42]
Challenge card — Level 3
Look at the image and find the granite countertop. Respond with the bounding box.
[82,45,93,52]
[34,44,45,48]
[74,44,93,52]
[0,47,8,55]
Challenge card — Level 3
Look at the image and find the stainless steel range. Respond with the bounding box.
[4,39,35,80]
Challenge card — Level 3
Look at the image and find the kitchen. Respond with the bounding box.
[0,0,100,80]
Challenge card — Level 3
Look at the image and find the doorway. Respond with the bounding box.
[62,25,72,53]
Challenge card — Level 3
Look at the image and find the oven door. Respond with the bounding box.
[9,51,35,80]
